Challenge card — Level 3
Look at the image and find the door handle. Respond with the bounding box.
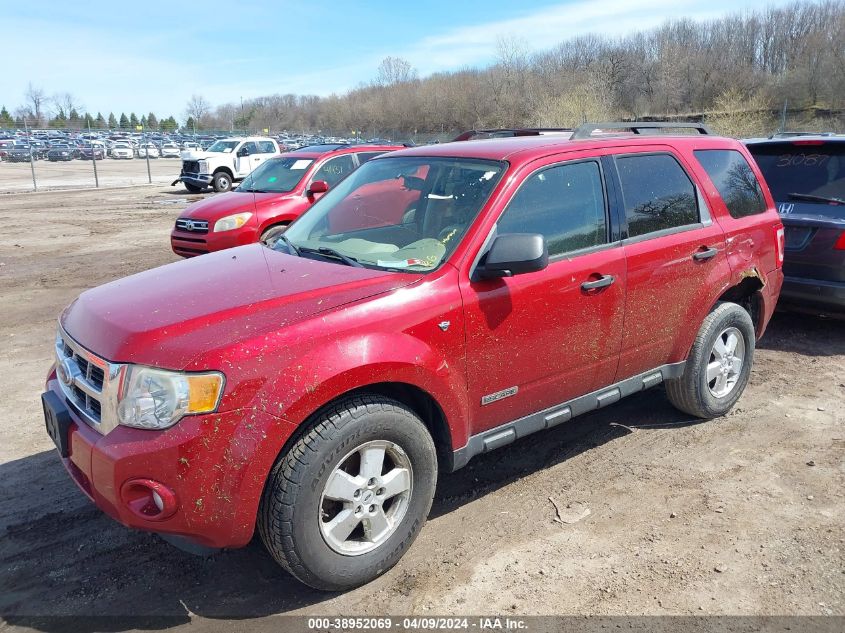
[581,274,615,291]
[693,247,719,261]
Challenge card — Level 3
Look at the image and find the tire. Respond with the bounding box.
[260,223,290,247]
[666,301,755,419]
[258,395,437,591]
[184,182,204,193]
[212,171,232,192]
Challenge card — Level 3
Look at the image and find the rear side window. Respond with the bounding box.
[497,160,607,257]
[258,140,277,153]
[695,149,766,218]
[616,154,698,238]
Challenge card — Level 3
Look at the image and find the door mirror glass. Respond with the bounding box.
[478,233,548,279]
[307,180,329,196]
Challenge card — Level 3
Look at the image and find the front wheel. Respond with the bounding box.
[184,182,204,194]
[260,223,290,247]
[258,396,437,591]
[212,171,232,192]
[666,301,755,419]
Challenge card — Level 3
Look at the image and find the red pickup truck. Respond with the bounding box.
[170,144,405,256]
[43,123,783,591]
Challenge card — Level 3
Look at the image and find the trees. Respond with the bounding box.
[0,106,13,128]
[107,112,117,128]
[119,113,129,129]
[185,95,210,128]
[95,112,106,128]
[147,112,158,130]
[25,83,47,125]
[129,113,139,128]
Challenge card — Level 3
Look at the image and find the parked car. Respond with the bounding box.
[43,122,782,591]
[137,144,160,159]
[47,145,74,161]
[5,145,37,162]
[110,143,134,159]
[173,136,280,193]
[745,135,844,315]
[171,144,404,256]
[0,139,15,160]
[79,147,106,160]
[160,143,181,158]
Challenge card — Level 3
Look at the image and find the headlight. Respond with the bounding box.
[198,159,208,173]
[213,212,252,232]
[117,366,224,430]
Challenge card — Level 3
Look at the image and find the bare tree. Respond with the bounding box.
[375,57,417,86]
[185,94,211,123]
[25,83,47,125]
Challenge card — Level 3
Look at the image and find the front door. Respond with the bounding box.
[460,158,626,434]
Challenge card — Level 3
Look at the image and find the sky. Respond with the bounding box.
[2,0,794,122]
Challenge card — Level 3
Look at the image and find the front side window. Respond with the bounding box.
[311,155,356,187]
[497,160,607,257]
[357,151,388,164]
[240,142,259,155]
[695,149,767,218]
[616,153,699,237]
[280,157,505,272]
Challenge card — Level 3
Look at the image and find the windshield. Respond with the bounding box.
[238,156,314,193]
[207,140,239,153]
[278,156,506,272]
[749,143,845,207]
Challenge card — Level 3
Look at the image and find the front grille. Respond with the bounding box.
[56,329,109,427]
[175,218,209,234]
[183,160,200,174]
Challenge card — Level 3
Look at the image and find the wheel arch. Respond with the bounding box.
[714,274,766,338]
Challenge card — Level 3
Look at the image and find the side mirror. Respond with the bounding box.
[477,233,548,279]
[307,180,329,197]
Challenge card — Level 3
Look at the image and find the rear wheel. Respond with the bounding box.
[260,223,290,247]
[258,395,437,591]
[666,301,755,419]
[212,171,232,192]
[184,182,204,194]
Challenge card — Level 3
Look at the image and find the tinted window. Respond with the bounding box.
[695,150,766,218]
[241,142,259,155]
[498,160,607,257]
[357,151,387,164]
[311,155,356,187]
[747,143,844,211]
[616,154,698,237]
[258,140,277,153]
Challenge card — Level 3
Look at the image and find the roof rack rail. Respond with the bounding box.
[571,122,713,140]
[452,127,572,142]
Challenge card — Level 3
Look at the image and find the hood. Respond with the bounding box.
[181,150,212,161]
[61,244,421,369]
[179,191,300,221]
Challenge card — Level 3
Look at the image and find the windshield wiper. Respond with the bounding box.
[239,188,269,193]
[299,246,363,267]
[275,234,300,256]
[787,192,844,206]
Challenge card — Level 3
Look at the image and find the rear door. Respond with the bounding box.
[611,148,730,380]
[252,140,277,171]
[461,155,626,433]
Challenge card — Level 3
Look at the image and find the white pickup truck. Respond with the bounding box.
[174,136,280,192]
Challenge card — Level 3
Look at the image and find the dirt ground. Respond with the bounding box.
[0,185,843,628]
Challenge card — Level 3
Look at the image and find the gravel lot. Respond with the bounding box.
[0,185,843,628]
[0,157,179,192]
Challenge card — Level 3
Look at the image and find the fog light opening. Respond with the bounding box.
[120,479,178,521]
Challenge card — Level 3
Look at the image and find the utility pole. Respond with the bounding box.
[23,117,36,192]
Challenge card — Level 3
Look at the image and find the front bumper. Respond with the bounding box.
[779,275,845,313]
[180,172,214,187]
[44,371,284,549]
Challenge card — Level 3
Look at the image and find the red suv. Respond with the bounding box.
[43,123,782,591]
[170,144,405,256]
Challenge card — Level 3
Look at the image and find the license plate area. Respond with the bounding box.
[42,391,73,458]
